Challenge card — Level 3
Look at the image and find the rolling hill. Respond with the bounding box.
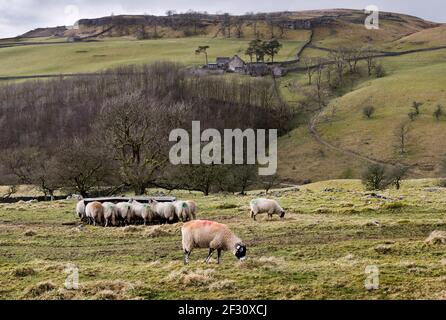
[1,9,445,184]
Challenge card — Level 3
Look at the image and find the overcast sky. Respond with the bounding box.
[0,0,444,38]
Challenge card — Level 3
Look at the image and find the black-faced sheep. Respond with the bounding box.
[116,202,133,226]
[130,200,154,225]
[186,200,198,220]
[250,198,285,221]
[85,201,104,226]
[173,201,192,222]
[182,220,247,265]
[102,202,118,227]
[76,200,86,220]
[151,200,177,224]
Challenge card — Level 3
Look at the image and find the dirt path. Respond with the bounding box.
[309,110,425,177]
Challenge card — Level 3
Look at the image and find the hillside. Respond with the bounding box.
[15,9,438,42]
[1,9,446,184]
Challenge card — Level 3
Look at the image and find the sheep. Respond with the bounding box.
[102,202,118,227]
[173,201,193,222]
[116,202,133,226]
[182,220,247,265]
[250,198,285,221]
[76,200,86,220]
[130,200,154,225]
[85,202,104,226]
[186,200,198,220]
[151,200,177,224]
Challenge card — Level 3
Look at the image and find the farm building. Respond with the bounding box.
[216,57,231,69]
[227,55,246,73]
[246,63,270,77]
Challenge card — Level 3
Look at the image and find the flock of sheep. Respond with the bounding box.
[76,199,197,227]
[75,198,285,264]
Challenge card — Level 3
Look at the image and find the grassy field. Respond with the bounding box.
[1,179,446,300]
[0,37,305,76]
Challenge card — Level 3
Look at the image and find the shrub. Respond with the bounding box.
[408,111,418,121]
[363,106,375,119]
[434,104,444,120]
[375,64,386,78]
[386,165,408,190]
[361,164,389,190]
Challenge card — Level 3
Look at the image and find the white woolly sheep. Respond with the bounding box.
[85,201,104,226]
[131,200,154,225]
[182,220,247,265]
[116,202,133,226]
[102,202,118,227]
[76,200,86,220]
[173,201,192,222]
[250,198,285,221]
[186,200,198,220]
[151,200,177,224]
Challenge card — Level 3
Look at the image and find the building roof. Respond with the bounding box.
[229,55,246,64]
[216,57,230,64]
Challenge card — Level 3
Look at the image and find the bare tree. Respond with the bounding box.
[234,17,244,38]
[262,174,280,194]
[53,138,111,197]
[303,57,316,85]
[97,93,180,195]
[1,148,59,199]
[394,121,412,155]
[329,48,347,83]
[363,46,376,76]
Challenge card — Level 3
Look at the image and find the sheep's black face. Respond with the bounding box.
[235,244,247,260]
[280,210,286,218]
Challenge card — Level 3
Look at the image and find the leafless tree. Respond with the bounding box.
[303,57,316,85]
[362,46,376,76]
[234,17,244,38]
[97,93,181,195]
[394,121,412,155]
[1,148,59,199]
[329,48,347,83]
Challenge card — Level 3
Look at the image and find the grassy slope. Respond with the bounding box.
[0,36,307,76]
[1,180,446,300]
[278,26,446,182]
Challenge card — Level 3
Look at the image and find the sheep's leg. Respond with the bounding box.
[184,250,191,265]
[217,249,222,264]
[205,249,215,264]
[105,219,109,227]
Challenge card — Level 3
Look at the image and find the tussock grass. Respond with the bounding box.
[425,231,446,245]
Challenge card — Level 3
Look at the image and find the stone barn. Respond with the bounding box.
[227,55,246,73]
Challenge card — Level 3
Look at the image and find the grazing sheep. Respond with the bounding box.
[85,202,104,226]
[76,200,86,220]
[116,202,133,226]
[186,200,198,220]
[250,199,285,221]
[182,220,247,265]
[131,200,154,225]
[102,202,118,227]
[151,200,177,224]
[173,201,192,222]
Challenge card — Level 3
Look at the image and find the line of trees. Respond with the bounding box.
[245,39,282,63]
[0,63,293,197]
